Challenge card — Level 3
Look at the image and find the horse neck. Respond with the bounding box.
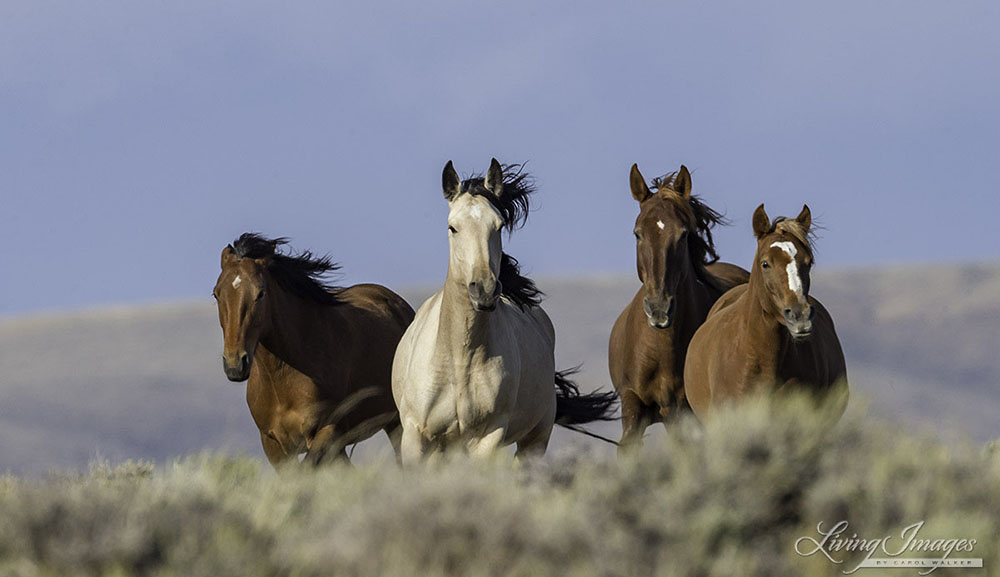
[741,269,787,350]
[636,262,715,351]
[678,262,721,323]
[437,270,492,356]
[259,283,346,378]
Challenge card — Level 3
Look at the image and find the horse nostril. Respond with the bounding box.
[808,307,816,320]
[783,308,793,318]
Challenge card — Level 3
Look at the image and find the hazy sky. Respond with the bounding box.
[2,1,998,317]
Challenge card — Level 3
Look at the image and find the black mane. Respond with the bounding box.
[460,163,535,234]
[459,163,542,309]
[230,233,343,307]
[499,253,543,310]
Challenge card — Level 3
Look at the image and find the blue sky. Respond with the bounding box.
[2,1,998,316]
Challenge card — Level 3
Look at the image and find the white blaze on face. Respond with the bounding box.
[656,220,665,230]
[232,275,242,289]
[770,241,803,298]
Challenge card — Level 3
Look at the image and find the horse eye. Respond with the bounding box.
[255,290,265,302]
[211,291,218,300]
[633,230,641,240]
[761,261,770,269]
[449,225,458,234]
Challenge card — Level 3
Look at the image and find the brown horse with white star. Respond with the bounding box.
[609,164,749,453]
[213,233,414,467]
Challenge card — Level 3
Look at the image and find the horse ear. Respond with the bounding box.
[752,204,770,239]
[629,164,651,202]
[484,158,504,197]
[442,160,461,201]
[221,245,236,268]
[674,165,692,199]
[796,204,812,232]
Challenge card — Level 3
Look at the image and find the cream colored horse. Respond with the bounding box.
[392,159,616,464]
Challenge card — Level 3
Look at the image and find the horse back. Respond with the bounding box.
[706,283,748,318]
[336,283,415,331]
[704,261,751,292]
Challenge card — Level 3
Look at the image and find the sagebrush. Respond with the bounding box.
[1,395,997,577]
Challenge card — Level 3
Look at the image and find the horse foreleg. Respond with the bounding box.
[618,390,651,457]
[657,394,690,429]
[400,423,432,466]
[515,420,552,461]
[260,432,291,469]
[305,424,350,467]
[468,426,506,459]
[383,416,404,465]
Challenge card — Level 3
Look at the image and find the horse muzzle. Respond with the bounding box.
[643,296,676,329]
[223,352,251,382]
[469,280,502,312]
[783,306,815,341]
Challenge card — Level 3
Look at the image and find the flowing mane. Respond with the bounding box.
[460,164,543,310]
[650,171,730,291]
[498,253,543,310]
[230,233,344,306]
[460,163,535,233]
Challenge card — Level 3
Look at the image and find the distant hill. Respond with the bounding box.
[1,263,998,475]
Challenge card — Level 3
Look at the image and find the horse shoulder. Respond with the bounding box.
[687,289,757,407]
[610,287,644,349]
[683,319,715,416]
[391,292,444,400]
[493,301,557,437]
[608,291,640,389]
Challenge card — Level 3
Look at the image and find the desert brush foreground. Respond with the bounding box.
[1,395,997,577]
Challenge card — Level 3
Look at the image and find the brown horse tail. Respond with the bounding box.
[554,367,619,427]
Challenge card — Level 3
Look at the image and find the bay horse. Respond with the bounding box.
[392,159,617,464]
[609,163,749,453]
[213,233,414,467]
[683,204,848,419]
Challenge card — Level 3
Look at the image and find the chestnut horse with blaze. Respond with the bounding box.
[609,164,749,453]
[683,205,848,419]
[213,233,414,466]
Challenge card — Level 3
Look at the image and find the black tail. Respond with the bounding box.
[554,367,618,425]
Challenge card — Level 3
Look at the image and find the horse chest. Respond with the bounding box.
[416,351,510,438]
[456,366,509,426]
[626,337,682,406]
[743,343,818,393]
[247,374,326,455]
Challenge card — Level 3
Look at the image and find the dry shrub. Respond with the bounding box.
[1,395,997,577]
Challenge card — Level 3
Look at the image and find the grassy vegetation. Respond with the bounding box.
[1,396,997,577]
